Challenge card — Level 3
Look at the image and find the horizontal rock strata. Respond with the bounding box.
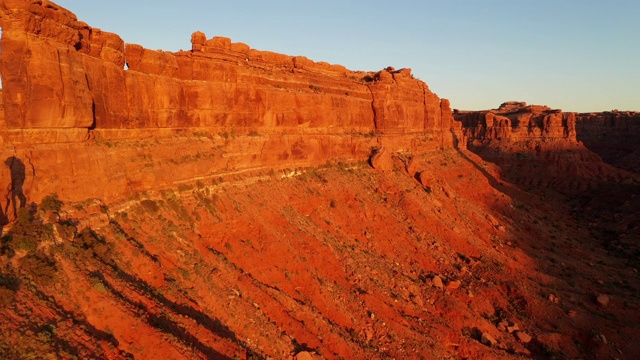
[0,0,461,213]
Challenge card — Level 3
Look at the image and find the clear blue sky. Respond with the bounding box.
[50,0,639,112]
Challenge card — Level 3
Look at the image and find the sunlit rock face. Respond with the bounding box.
[0,0,459,205]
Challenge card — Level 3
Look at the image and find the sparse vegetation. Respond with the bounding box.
[40,193,63,213]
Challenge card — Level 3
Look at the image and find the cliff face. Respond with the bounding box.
[0,0,452,134]
[0,0,458,213]
[455,102,640,175]
[576,111,640,173]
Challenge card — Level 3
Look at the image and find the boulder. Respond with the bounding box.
[370,147,394,171]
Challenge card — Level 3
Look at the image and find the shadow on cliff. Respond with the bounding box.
[1,156,28,232]
[453,134,640,358]
[83,226,244,359]
[450,133,520,200]
[578,135,640,175]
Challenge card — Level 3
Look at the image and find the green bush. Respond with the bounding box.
[40,194,63,213]
[141,199,160,213]
[7,208,54,253]
[18,251,58,284]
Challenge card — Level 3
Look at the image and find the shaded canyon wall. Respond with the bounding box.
[575,111,640,173]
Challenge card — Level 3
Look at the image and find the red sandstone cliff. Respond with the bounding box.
[0,0,453,135]
[0,0,460,213]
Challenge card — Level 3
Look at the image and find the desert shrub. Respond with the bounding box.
[19,251,58,284]
[6,208,54,252]
[141,199,160,213]
[55,222,77,241]
[40,194,63,213]
[0,235,15,258]
[0,271,21,292]
[74,228,114,263]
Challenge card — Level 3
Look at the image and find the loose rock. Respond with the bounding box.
[370,147,394,171]
[497,320,508,332]
[294,351,314,360]
[596,294,610,307]
[481,332,497,347]
[516,331,532,344]
[432,276,444,289]
[446,280,461,290]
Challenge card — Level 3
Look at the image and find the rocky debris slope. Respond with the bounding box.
[457,102,640,302]
[2,147,638,359]
[456,102,640,360]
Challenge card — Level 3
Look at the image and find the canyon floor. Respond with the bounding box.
[1,137,638,360]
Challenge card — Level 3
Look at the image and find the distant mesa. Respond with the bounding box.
[454,101,576,142]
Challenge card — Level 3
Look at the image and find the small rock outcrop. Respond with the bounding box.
[369,147,394,171]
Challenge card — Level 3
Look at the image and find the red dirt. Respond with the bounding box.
[2,145,639,359]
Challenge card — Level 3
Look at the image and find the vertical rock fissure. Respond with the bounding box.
[84,73,96,130]
[56,48,67,120]
[366,84,378,133]
[421,84,429,132]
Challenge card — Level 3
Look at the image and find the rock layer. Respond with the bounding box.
[454,102,638,192]
[0,0,459,211]
[0,0,453,135]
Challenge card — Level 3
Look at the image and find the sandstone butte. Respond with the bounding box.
[1,1,640,360]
